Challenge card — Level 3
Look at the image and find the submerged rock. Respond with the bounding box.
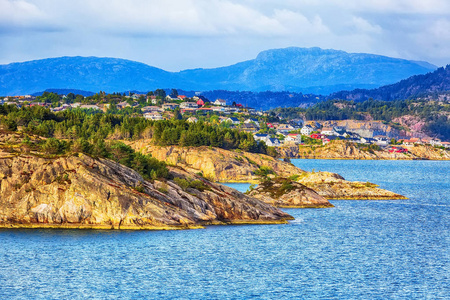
[0,154,293,230]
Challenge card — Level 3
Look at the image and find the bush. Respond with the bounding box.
[40,138,67,155]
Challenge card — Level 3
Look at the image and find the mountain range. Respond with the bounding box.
[0,47,437,96]
[330,65,450,101]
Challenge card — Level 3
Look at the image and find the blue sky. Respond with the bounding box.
[1,0,449,71]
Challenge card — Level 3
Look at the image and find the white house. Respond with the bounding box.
[162,103,179,110]
[253,134,270,143]
[277,124,295,134]
[430,138,442,147]
[374,136,390,146]
[226,117,240,125]
[301,125,314,136]
[321,127,336,136]
[180,102,198,109]
[165,95,178,101]
[244,118,260,127]
[141,106,163,113]
[144,112,164,120]
[441,142,450,149]
[80,105,100,110]
[266,138,281,147]
[214,99,227,106]
[285,133,302,144]
[187,117,198,123]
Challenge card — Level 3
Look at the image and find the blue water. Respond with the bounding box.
[0,160,449,299]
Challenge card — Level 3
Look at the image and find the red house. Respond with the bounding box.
[388,147,408,153]
[310,133,325,140]
[196,99,204,106]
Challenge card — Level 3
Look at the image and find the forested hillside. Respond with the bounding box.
[330,65,450,101]
[272,99,450,140]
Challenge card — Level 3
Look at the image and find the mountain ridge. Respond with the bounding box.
[0,47,436,96]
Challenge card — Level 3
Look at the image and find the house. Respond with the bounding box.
[225,117,240,125]
[285,133,302,144]
[360,137,376,144]
[430,138,442,147]
[214,99,227,106]
[117,101,130,109]
[441,142,450,149]
[253,134,270,143]
[277,124,295,134]
[187,117,198,123]
[374,136,390,146]
[310,133,325,140]
[289,119,304,128]
[197,99,205,106]
[321,127,335,136]
[266,138,281,147]
[143,112,163,120]
[244,118,260,127]
[388,146,408,153]
[211,106,225,113]
[147,96,158,104]
[301,125,314,136]
[165,95,178,101]
[80,105,100,110]
[177,95,187,100]
[180,102,198,109]
[162,103,179,110]
[141,106,163,113]
[241,123,259,133]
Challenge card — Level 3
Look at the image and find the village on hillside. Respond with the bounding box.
[1,92,449,153]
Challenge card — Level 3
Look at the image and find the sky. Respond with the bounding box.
[1,0,449,71]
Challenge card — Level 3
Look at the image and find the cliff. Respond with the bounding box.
[133,143,407,201]
[0,154,292,229]
[278,141,450,160]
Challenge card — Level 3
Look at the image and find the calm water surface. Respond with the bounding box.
[0,160,449,299]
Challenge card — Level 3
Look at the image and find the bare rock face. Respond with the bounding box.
[132,143,407,201]
[298,171,408,200]
[278,140,450,161]
[0,154,293,229]
[132,143,304,182]
[248,178,333,208]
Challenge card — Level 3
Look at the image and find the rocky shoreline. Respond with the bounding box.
[135,143,408,201]
[0,154,293,230]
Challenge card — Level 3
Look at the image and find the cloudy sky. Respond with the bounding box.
[1,0,449,71]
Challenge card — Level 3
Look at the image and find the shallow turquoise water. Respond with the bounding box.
[0,160,449,299]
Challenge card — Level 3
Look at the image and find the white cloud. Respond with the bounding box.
[0,0,449,69]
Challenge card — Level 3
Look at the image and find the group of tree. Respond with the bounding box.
[0,102,270,156]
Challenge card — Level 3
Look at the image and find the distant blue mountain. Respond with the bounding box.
[0,47,437,96]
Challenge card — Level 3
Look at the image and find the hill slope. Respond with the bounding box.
[0,47,436,96]
[330,65,450,101]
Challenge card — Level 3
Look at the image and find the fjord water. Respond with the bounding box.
[1,160,448,299]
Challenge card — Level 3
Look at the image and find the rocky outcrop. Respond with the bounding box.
[0,154,293,229]
[132,143,407,200]
[278,140,450,160]
[297,172,407,200]
[248,178,333,208]
[132,142,304,182]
